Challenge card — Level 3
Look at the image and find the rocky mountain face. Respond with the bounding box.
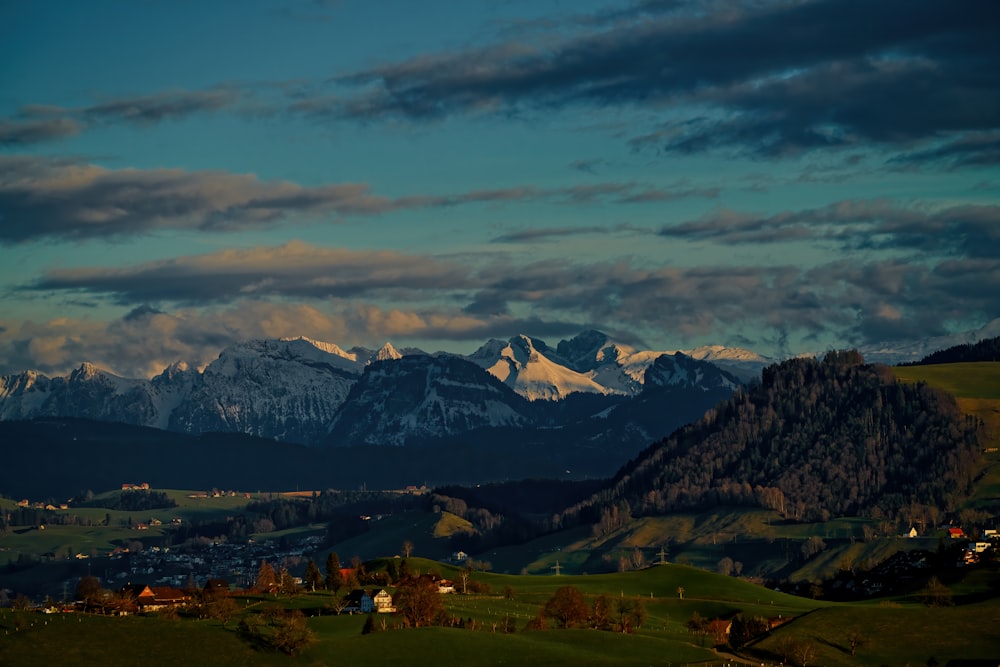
[0,331,751,448]
[328,355,534,446]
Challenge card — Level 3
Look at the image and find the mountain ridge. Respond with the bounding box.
[0,331,752,446]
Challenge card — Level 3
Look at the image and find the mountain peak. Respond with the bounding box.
[279,336,356,361]
[371,342,402,363]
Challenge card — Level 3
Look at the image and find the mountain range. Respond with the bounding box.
[0,331,753,450]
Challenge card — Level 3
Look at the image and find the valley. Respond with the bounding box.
[1,342,999,664]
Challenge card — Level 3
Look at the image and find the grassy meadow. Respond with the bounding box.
[2,560,997,666]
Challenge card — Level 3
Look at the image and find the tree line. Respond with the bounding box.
[901,335,1000,365]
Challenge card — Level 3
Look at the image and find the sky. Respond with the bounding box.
[1,0,998,378]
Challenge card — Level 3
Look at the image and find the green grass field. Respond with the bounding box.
[2,561,997,666]
[891,362,1000,400]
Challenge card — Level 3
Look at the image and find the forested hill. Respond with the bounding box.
[904,335,1000,365]
[567,353,981,524]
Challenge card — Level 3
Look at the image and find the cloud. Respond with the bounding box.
[0,89,248,146]
[325,0,998,157]
[890,131,1000,169]
[0,299,589,378]
[660,199,1000,258]
[0,117,83,145]
[0,156,720,243]
[7,241,999,375]
[25,241,475,304]
[0,156,394,243]
[83,88,243,125]
[490,223,647,244]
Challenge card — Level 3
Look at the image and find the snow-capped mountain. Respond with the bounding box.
[469,330,765,399]
[0,337,368,445]
[0,362,159,426]
[328,355,532,446]
[0,330,755,447]
[468,335,610,400]
[676,345,772,382]
[642,352,742,391]
[166,337,365,444]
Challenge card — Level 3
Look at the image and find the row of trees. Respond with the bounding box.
[531,586,646,633]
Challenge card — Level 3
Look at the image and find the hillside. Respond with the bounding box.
[566,353,982,525]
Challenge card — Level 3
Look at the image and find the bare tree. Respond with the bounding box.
[402,540,414,558]
[846,629,867,657]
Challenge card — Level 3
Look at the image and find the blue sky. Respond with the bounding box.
[2,0,998,377]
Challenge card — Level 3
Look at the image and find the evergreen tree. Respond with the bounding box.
[304,559,323,592]
[325,552,343,592]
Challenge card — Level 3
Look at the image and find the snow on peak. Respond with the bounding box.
[370,342,403,363]
[467,333,609,401]
[682,345,769,363]
[279,336,357,361]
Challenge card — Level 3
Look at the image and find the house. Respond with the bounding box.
[148,587,191,609]
[372,589,395,613]
[452,551,468,563]
[969,542,991,554]
[948,527,966,539]
[437,579,455,594]
[342,589,374,614]
[907,527,918,538]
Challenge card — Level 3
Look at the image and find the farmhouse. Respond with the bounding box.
[342,589,374,614]
[121,584,192,611]
[372,589,395,613]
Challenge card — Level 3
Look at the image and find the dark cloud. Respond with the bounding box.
[0,89,246,146]
[0,156,394,243]
[24,241,474,305]
[327,0,997,157]
[890,131,1000,169]
[0,117,83,145]
[490,223,647,244]
[83,88,242,125]
[660,200,1000,258]
[0,157,719,243]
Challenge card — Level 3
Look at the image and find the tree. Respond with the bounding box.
[676,586,685,599]
[846,628,867,657]
[801,536,827,560]
[76,575,103,605]
[591,594,612,630]
[543,586,590,629]
[524,612,548,631]
[278,566,298,595]
[717,556,735,576]
[457,567,472,594]
[207,596,239,625]
[686,611,710,646]
[615,598,646,633]
[304,559,323,592]
[255,560,277,594]
[271,610,315,656]
[402,540,414,558]
[325,552,343,592]
[729,614,769,649]
[394,576,444,627]
[918,576,954,607]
